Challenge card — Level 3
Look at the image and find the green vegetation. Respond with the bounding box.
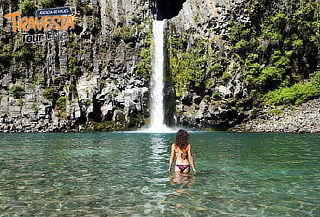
[170,51,206,97]
[135,48,152,79]
[74,0,93,16]
[56,96,66,111]
[135,24,153,79]
[231,0,320,99]
[268,108,284,116]
[100,80,107,89]
[264,71,320,106]
[169,32,227,97]
[34,51,43,64]
[13,45,34,65]
[193,12,199,23]
[56,96,67,119]
[82,99,92,107]
[32,102,39,111]
[68,57,81,75]
[113,26,135,42]
[19,0,36,15]
[169,0,320,109]
[42,88,55,101]
[18,98,24,106]
[39,0,55,8]
[0,35,38,76]
[66,35,83,76]
[9,85,24,98]
[42,86,68,118]
[264,83,319,105]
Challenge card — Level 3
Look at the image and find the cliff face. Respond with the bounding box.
[0,0,153,132]
[1,0,319,132]
[168,0,251,129]
[168,0,320,130]
[0,0,255,133]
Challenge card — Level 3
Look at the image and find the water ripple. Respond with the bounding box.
[0,132,319,216]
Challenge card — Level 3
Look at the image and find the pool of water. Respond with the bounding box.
[0,132,319,216]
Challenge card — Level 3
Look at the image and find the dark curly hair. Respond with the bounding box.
[175,129,189,149]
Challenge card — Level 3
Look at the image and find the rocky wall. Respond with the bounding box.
[168,0,251,129]
[0,0,153,132]
[1,0,317,133]
[168,0,319,132]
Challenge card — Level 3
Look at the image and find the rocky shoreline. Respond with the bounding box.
[2,97,319,133]
[231,98,320,134]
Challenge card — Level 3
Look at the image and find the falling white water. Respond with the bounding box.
[145,20,173,133]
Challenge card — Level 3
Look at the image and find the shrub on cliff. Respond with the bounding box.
[43,88,55,101]
[169,0,319,107]
[264,71,320,106]
[56,96,66,111]
[19,0,36,15]
[9,85,25,98]
[134,24,153,79]
[312,70,320,86]
[169,33,211,97]
[227,0,320,108]
[56,96,67,119]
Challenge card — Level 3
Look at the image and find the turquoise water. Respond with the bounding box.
[0,132,319,216]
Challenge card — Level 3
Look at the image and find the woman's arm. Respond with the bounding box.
[188,144,196,172]
[168,143,175,171]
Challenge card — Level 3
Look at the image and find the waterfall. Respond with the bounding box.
[146,20,172,133]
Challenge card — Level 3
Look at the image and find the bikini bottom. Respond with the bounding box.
[175,164,190,172]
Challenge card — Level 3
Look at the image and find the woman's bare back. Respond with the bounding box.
[174,144,190,165]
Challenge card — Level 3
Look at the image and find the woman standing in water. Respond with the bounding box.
[168,129,196,174]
